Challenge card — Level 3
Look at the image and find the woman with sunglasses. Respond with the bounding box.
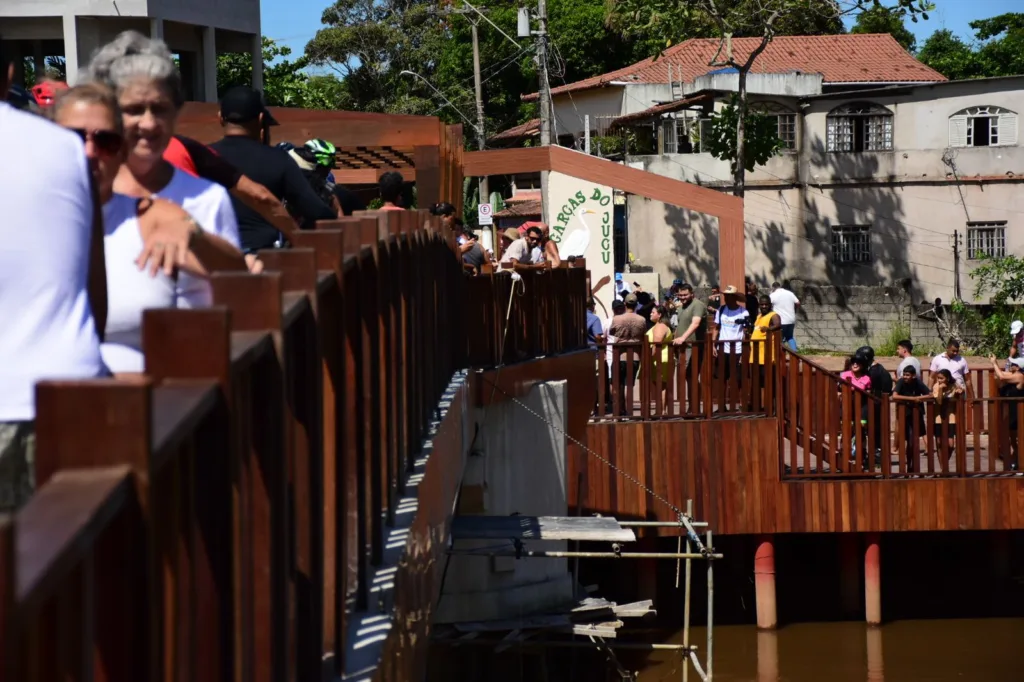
[53,76,248,373]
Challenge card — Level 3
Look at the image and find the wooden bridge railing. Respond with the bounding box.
[781,351,1024,479]
[465,267,589,367]
[1,209,478,682]
[591,336,783,421]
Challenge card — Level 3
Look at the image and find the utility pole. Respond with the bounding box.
[952,229,962,301]
[470,21,489,211]
[535,0,552,221]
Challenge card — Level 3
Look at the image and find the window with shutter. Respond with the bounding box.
[948,115,968,147]
[950,106,1018,147]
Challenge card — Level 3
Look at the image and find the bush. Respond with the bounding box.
[874,320,911,357]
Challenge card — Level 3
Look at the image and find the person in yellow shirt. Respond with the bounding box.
[750,294,781,384]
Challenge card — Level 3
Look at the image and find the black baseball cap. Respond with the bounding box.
[220,86,279,126]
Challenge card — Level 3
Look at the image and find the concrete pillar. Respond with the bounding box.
[866,625,884,682]
[754,536,777,630]
[149,17,164,42]
[864,533,882,626]
[202,26,218,103]
[61,15,79,85]
[839,534,860,618]
[756,630,778,682]
[250,33,263,92]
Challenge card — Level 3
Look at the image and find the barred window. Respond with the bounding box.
[831,225,872,264]
[827,103,893,152]
[966,221,1007,259]
[753,102,797,150]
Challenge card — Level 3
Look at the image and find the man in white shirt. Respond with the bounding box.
[769,281,800,351]
[614,273,632,300]
[0,70,108,511]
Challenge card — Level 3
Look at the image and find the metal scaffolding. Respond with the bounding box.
[437,499,719,682]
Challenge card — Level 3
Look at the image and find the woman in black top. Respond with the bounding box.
[990,355,1024,470]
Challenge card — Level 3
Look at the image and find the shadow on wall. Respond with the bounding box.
[664,203,720,288]
[801,137,916,293]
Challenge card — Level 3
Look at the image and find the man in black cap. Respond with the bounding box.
[209,86,335,253]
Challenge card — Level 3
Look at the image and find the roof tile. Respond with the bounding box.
[525,34,946,101]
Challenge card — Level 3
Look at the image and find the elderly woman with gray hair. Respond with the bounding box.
[57,30,252,372]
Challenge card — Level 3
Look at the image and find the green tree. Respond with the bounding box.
[916,29,985,80]
[918,13,1024,80]
[218,37,344,109]
[969,256,1024,354]
[304,0,666,138]
[703,95,782,173]
[605,0,933,197]
[850,4,917,52]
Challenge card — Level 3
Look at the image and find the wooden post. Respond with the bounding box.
[864,533,882,626]
[754,535,777,630]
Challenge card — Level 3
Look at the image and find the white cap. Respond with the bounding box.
[1011,320,1023,336]
[1010,357,1024,369]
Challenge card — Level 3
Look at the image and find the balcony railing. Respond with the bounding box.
[592,337,782,421]
[466,267,589,367]
[2,211,468,682]
[781,351,1023,479]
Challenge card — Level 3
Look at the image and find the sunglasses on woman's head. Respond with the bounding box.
[69,128,123,156]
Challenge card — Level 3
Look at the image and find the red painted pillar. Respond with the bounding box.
[754,535,777,630]
[864,533,882,626]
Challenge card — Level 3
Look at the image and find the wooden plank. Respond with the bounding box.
[450,516,636,542]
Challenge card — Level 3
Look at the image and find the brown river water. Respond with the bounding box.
[636,619,1024,682]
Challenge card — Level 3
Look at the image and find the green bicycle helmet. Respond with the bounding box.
[304,138,337,168]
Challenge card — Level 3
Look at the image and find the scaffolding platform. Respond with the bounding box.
[450,515,637,543]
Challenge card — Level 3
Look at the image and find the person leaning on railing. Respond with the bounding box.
[749,294,781,386]
[989,354,1024,471]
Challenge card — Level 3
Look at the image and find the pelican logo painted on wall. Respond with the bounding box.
[550,187,613,265]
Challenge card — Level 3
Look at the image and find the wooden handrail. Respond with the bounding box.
[6,205,570,682]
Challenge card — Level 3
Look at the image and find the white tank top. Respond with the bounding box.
[101,173,241,373]
[0,104,105,421]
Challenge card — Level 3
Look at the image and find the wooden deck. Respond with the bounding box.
[573,418,1024,535]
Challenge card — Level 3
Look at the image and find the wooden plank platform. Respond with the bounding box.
[450,515,636,542]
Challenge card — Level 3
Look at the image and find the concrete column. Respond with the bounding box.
[61,15,79,85]
[754,536,777,630]
[250,33,263,92]
[149,17,164,42]
[864,533,882,626]
[838,534,860,618]
[202,26,218,103]
[756,630,778,682]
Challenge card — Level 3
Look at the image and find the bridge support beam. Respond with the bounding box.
[865,533,882,626]
[754,535,777,629]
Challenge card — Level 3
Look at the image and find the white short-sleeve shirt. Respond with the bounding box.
[715,305,750,354]
[101,172,240,373]
[0,104,106,421]
[769,288,800,325]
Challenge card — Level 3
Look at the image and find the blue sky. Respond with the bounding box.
[261,0,1010,62]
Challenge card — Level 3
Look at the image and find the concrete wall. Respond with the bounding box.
[433,381,574,624]
[782,281,949,353]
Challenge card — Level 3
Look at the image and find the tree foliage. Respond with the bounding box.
[703,95,782,172]
[218,37,344,109]
[918,13,1024,80]
[850,4,917,52]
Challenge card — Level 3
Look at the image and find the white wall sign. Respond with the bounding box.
[478,203,493,226]
[545,171,615,317]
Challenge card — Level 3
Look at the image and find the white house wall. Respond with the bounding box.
[620,78,1024,304]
